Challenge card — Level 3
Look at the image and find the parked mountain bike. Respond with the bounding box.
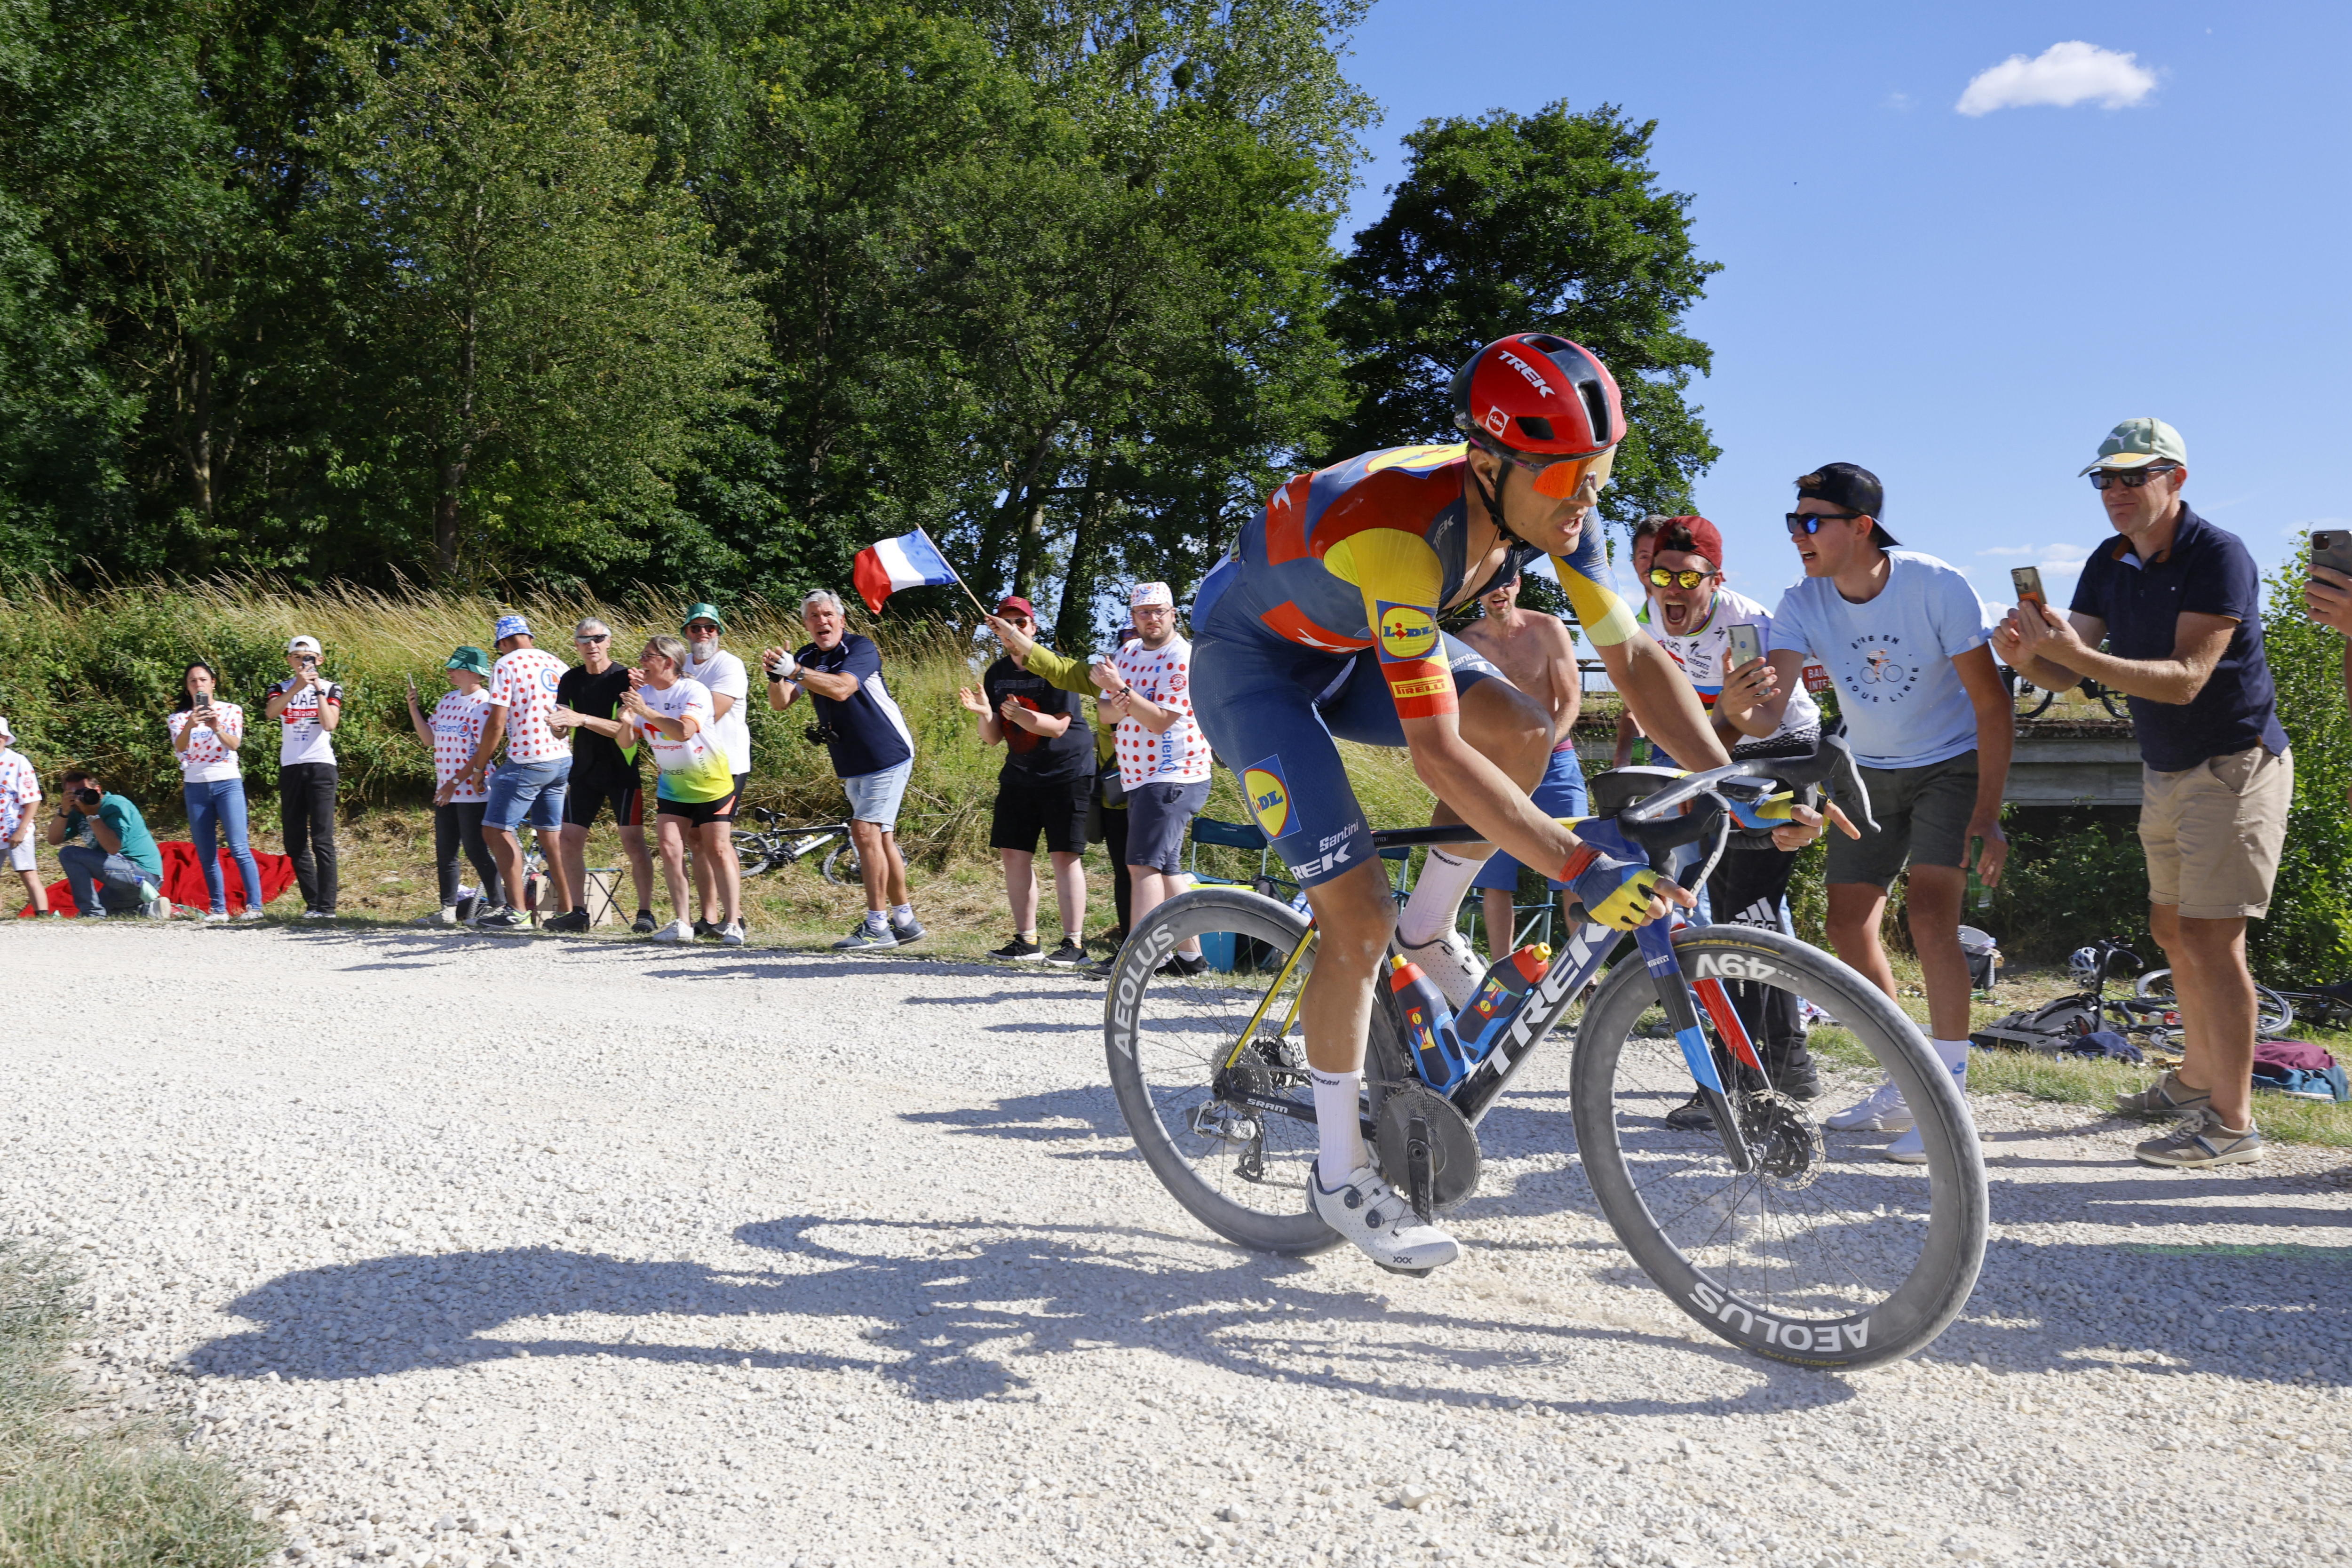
[2134,966,2321,1035]
[1103,729,1989,1370]
[2008,669,2130,721]
[731,807,861,886]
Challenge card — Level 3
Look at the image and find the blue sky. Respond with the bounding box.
[1334,1,2351,612]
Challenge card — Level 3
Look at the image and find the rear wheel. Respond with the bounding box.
[1104,886,1409,1255]
[731,830,778,877]
[1571,925,1988,1369]
[822,838,860,886]
[2135,969,2292,1035]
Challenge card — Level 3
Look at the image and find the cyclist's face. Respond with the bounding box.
[1473,445,1614,556]
[1647,549,1719,633]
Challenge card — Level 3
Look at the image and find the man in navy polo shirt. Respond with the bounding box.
[2000,418,2291,1170]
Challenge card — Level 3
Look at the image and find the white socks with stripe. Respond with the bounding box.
[1398,847,1483,948]
[1311,1068,1370,1186]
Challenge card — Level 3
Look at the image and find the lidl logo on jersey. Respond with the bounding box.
[1242,756,1293,840]
[1375,601,1438,663]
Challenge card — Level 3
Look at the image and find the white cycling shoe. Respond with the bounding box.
[1397,930,1482,1011]
[1823,1079,1914,1133]
[1884,1128,1928,1164]
[1311,1163,1460,1276]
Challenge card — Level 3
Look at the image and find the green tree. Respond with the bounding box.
[1326,101,1721,529]
[309,0,766,581]
[2249,565,2352,983]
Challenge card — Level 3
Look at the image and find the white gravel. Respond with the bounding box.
[5,922,2349,1568]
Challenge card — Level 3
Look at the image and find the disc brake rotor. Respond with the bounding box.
[1739,1090,1824,1189]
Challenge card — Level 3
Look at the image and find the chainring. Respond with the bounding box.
[1374,1082,1483,1213]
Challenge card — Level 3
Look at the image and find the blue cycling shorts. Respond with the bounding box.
[1191,597,1507,889]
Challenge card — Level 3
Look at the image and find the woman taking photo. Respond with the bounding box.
[408,646,507,925]
[168,662,267,921]
[619,634,744,946]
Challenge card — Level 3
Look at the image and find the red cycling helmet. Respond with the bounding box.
[1450,333,1625,498]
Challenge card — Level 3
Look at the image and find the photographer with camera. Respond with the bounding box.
[46,768,167,918]
[169,661,267,921]
[763,589,922,951]
[262,634,343,918]
[0,716,49,917]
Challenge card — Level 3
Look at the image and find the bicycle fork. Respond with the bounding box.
[1634,920,1758,1175]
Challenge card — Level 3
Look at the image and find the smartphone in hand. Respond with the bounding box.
[1726,623,1763,669]
[2010,566,2047,607]
[2312,529,2352,581]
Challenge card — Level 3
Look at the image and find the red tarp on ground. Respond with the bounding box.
[17,840,298,917]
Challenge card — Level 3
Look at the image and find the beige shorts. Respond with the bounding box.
[2138,745,2292,919]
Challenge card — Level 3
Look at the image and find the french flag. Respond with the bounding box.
[851,529,959,614]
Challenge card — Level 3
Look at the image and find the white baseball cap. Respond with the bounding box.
[0,714,12,741]
[287,635,322,655]
[1129,581,1174,609]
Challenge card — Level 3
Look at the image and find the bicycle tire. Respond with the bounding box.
[1570,925,1988,1370]
[2135,969,2293,1035]
[1104,885,1409,1257]
[822,840,860,886]
[732,831,778,877]
[2016,684,2058,719]
[2094,684,2130,721]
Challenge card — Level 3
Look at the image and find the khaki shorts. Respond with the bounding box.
[2139,745,2292,919]
[1825,752,1979,890]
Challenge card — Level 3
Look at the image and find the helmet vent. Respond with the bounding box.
[1515,415,1555,443]
[1580,379,1615,446]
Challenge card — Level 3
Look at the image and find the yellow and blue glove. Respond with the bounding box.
[1560,843,1661,931]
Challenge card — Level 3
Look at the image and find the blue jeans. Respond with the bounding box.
[483,756,570,834]
[58,844,150,915]
[185,779,266,914]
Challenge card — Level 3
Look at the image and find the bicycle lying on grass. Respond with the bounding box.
[2134,967,2348,1035]
[1102,731,1989,1370]
[731,807,861,886]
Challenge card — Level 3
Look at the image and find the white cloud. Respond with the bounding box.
[1956,41,2157,116]
[1979,541,2090,565]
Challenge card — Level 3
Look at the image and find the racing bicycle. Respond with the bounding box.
[731,807,861,886]
[1102,731,1989,1370]
[2134,967,2330,1036]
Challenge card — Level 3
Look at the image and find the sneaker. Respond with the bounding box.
[989,936,1044,962]
[834,918,899,951]
[890,914,926,945]
[1823,1079,1914,1133]
[652,918,695,942]
[1310,1163,1461,1275]
[1884,1127,1928,1165]
[1077,957,1116,980]
[1665,1091,1717,1132]
[1157,953,1210,978]
[302,908,335,920]
[2133,1107,2265,1169]
[719,920,746,947]
[202,909,230,924]
[542,909,591,934]
[631,910,658,935]
[476,907,530,931]
[231,907,264,922]
[2115,1069,2212,1121]
[1044,937,1088,967]
[692,918,718,940]
[1398,930,1481,1011]
[143,894,173,920]
[417,906,459,928]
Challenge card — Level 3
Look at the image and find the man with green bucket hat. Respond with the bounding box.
[682,603,751,938]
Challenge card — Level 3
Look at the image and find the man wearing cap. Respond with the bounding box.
[1089,581,1212,978]
[682,604,751,938]
[544,618,657,934]
[1744,463,2014,1163]
[454,613,577,931]
[263,635,344,917]
[1454,565,1588,955]
[0,716,50,916]
[958,596,1093,964]
[1999,419,2291,1169]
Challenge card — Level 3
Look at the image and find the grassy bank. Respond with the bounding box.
[0,1240,273,1568]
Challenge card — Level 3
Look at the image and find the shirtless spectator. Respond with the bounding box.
[1454,567,1586,954]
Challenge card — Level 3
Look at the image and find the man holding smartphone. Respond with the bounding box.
[262,634,343,918]
[1998,419,2290,1169]
[2305,530,2352,714]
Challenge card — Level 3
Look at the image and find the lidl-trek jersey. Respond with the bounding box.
[1191,442,1637,888]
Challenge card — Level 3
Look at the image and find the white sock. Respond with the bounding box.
[1930,1038,1971,1083]
[1398,847,1483,947]
[891,903,913,923]
[1311,1068,1370,1186]
[863,909,888,932]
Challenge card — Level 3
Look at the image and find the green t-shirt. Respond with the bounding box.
[64,794,163,880]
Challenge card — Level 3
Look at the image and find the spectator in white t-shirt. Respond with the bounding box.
[408,645,508,924]
[453,613,577,931]
[168,661,267,921]
[0,715,49,917]
[1085,581,1210,978]
[262,634,343,917]
[620,633,745,945]
[681,603,750,939]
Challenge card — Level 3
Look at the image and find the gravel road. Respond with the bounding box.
[5,922,2348,1568]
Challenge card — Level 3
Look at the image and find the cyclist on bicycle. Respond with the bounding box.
[1191,332,1801,1274]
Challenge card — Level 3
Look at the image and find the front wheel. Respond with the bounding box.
[2136,969,2292,1035]
[821,838,860,886]
[1571,925,1988,1369]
